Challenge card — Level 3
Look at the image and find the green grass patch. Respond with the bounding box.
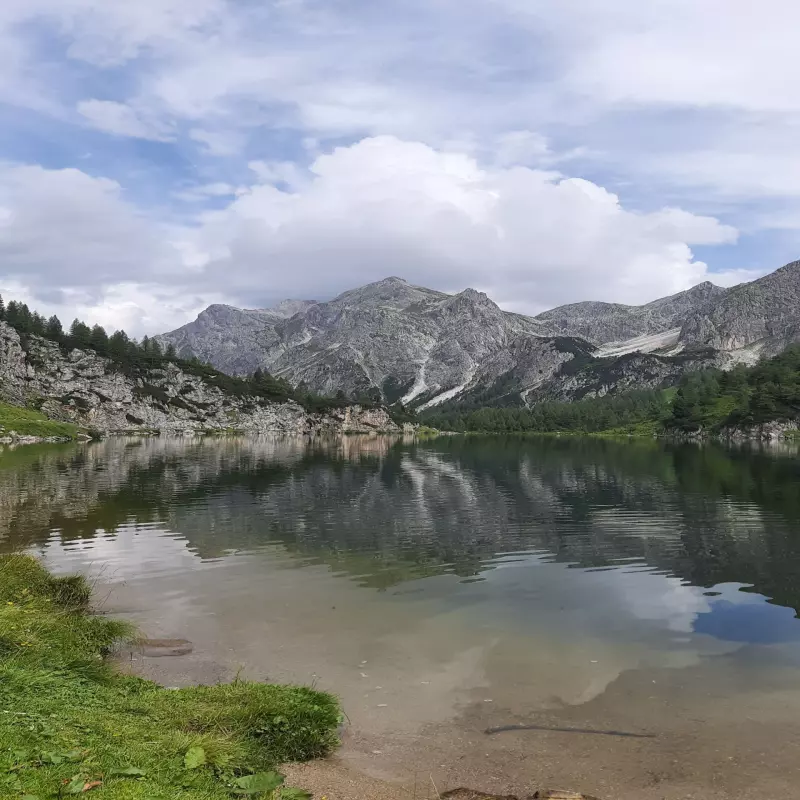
[591,420,663,438]
[0,403,79,440]
[0,555,340,799]
[414,426,441,439]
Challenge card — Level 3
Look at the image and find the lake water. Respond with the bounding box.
[4,435,800,799]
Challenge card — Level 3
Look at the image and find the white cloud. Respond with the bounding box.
[189,136,738,311]
[0,163,180,289]
[78,99,175,140]
[544,0,800,114]
[2,0,798,332]
[173,182,240,203]
[189,128,245,157]
[0,0,225,66]
[1,279,219,338]
[0,137,741,334]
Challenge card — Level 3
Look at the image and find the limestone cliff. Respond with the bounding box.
[0,322,404,436]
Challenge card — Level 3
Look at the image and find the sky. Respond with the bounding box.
[1,0,799,335]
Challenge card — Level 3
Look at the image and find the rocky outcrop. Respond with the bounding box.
[534,281,727,345]
[678,260,800,359]
[533,349,724,402]
[718,420,800,441]
[0,322,405,436]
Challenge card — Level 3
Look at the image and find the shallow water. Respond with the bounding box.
[5,434,800,798]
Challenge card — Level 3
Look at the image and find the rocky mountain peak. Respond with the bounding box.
[458,287,489,302]
[776,260,800,276]
[202,303,237,316]
[443,287,501,315]
[158,261,800,408]
[678,259,800,354]
[328,276,445,312]
[378,276,408,285]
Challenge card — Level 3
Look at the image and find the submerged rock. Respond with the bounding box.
[133,638,194,657]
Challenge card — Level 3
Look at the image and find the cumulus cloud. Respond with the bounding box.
[0,137,742,333]
[1,0,797,332]
[0,163,180,290]
[1,278,218,340]
[188,136,738,311]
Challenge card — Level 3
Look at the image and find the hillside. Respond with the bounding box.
[422,345,800,440]
[0,321,404,438]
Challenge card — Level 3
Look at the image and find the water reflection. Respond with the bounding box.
[7,434,800,796]
[2,435,800,647]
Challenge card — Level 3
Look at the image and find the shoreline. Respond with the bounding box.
[428,423,800,443]
[0,554,341,800]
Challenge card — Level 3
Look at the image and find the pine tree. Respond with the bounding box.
[45,315,64,341]
[31,312,46,336]
[68,319,92,349]
[90,324,110,355]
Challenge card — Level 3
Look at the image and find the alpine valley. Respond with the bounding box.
[158,260,800,410]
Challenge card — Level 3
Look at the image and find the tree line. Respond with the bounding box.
[422,345,800,434]
[0,295,367,411]
[668,345,800,431]
[421,388,671,433]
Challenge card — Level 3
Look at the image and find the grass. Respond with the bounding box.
[0,555,340,799]
[590,420,663,438]
[414,426,441,439]
[0,403,80,440]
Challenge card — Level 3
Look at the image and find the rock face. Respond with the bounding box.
[160,277,593,408]
[534,281,727,345]
[0,322,403,436]
[158,261,800,408]
[678,260,800,360]
[535,349,723,402]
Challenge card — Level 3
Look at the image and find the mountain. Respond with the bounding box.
[678,260,800,360]
[158,261,800,408]
[535,281,727,350]
[160,277,591,409]
[160,300,316,377]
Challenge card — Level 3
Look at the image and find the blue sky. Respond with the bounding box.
[1,0,798,335]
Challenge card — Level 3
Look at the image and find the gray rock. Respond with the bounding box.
[679,260,800,358]
[534,281,727,344]
[157,262,800,408]
[0,322,405,436]
[160,277,590,407]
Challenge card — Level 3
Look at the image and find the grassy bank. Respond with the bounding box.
[0,403,80,440]
[0,555,340,799]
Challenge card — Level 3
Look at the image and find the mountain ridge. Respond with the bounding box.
[158,261,800,408]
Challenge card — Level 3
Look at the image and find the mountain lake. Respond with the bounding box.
[3,434,800,799]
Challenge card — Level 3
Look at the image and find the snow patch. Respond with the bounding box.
[595,328,682,358]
